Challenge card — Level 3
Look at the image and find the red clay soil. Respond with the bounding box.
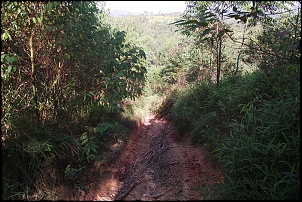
[73,115,224,201]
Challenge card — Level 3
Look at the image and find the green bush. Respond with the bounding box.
[215,96,300,199]
[1,1,146,199]
[159,64,300,199]
[2,122,81,200]
[215,65,300,199]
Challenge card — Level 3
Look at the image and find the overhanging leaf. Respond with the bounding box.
[172,19,208,28]
[169,19,186,25]
[198,14,206,24]
[200,36,212,42]
[138,50,146,59]
[6,56,18,64]
[7,65,12,74]
[200,28,212,38]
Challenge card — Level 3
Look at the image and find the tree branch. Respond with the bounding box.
[225,32,293,61]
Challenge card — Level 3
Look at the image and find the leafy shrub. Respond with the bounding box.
[1,1,146,199]
[2,123,81,200]
[215,96,300,199]
[213,65,300,199]
[159,63,300,199]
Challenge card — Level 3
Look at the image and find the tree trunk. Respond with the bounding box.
[30,32,40,124]
[216,2,225,87]
[216,34,222,86]
[235,23,247,74]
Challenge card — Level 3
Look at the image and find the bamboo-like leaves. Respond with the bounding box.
[171,19,209,27]
[200,28,212,38]
[80,132,99,160]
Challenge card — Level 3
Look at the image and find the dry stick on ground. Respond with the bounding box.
[114,130,170,200]
[144,187,173,200]
[131,129,163,169]
[164,161,179,167]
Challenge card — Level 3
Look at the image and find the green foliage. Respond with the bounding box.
[1,1,147,128]
[172,1,240,85]
[108,14,191,115]
[109,15,185,67]
[64,164,83,181]
[80,132,100,162]
[245,12,301,73]
[160,61,182,84]
[172,1,297,84]
[157,63,300,199]
[2,1,300,200]
[2,122,81,200]
[216,94,300,199]
[1,1,146,199]
[79,120,126,163]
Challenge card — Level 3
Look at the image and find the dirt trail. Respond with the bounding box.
[76,115,224,201]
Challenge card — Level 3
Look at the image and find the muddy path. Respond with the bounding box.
[75,115,224,200]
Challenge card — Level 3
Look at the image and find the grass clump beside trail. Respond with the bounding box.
[156,64,300,200]
[1,104,136,200]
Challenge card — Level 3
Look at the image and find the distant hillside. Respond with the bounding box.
[109,10,182,17]
[109,10,139,17]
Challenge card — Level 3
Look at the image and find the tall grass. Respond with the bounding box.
[2,102,137,200]
[2,120,81,200]
[214,65,300,199]
[156,64,300,199]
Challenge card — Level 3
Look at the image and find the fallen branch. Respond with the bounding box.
[115,128,171,200]
[115,180,137,200]
[164,161,179,167]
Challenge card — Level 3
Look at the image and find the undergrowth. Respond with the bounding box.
[156,64,300,199]
[1,104,136,200]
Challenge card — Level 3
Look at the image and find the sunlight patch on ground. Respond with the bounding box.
[93,175,121,201]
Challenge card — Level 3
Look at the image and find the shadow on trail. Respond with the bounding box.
[80,115,224,201]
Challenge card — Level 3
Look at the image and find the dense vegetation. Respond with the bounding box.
[156,1,300,199]
[1,1,300,200]
[1,2,146,200]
